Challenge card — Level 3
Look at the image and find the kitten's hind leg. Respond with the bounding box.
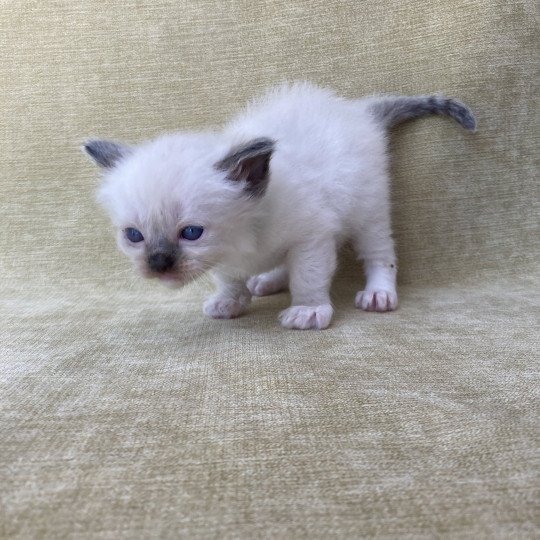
[247,266,288,297]
[353,219,398,312]
[279,238,336,330]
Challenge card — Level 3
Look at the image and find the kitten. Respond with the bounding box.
[84,82,476,330]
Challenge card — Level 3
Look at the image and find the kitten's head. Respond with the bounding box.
[84,133,274,287]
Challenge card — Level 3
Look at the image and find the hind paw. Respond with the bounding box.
[247,269,288,297]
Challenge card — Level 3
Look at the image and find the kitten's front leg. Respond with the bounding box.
[203,273,251,319]
[279,239,337,330]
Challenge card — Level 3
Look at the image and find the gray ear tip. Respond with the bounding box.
[254,137,276,151]
[82,139,129,168]
[82,139,105,158]
[82,140,98,156]
[241,137,276,153]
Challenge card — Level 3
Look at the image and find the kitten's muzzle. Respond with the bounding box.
[147,252,176,273]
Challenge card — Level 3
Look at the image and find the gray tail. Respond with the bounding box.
[368,95,477,132]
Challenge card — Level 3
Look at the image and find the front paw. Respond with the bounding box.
[355,290,397,312]
[279,304,333,330]
[203,294,250,319]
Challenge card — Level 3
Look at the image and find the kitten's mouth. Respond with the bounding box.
[157,272,181,282]
[155,271,183,282]
[140,267,183,285]
[139,263,206,287]
[153,270,202,288]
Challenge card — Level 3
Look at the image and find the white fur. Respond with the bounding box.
[96,82,398,329]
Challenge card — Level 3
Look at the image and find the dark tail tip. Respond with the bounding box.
[370,95,478,132]
[445,98,478,132]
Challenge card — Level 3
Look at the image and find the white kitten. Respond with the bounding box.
[85,82,476,329]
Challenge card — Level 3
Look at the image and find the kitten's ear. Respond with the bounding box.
[215,138,275,197]
[83,140,131,168]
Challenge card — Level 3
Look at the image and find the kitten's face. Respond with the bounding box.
[85,134,273,287]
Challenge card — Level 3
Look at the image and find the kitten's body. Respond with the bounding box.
[86,82,476,329]
[223,85,389,268]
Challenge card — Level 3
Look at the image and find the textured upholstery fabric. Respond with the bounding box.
[1,1,538,538]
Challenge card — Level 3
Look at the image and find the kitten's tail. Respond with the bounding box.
[368,95,477,132]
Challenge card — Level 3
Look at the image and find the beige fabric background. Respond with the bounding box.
[1,1,538,538]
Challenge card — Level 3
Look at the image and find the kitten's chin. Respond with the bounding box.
[158,274,185,289]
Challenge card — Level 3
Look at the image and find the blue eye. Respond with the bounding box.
[180,225,204,241]
[125,227,144,243]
